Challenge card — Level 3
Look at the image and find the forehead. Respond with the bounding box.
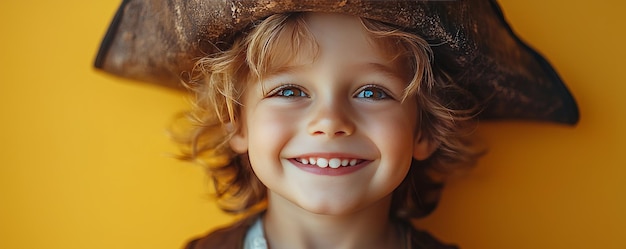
[253,12,408,77]
[305,13,379,58]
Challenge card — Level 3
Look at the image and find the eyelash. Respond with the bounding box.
[266,84,309,98]
[354,85,392,100]
[266,84,393,100]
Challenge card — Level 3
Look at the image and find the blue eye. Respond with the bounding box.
[356,87,389,100]
[270,85,308,98]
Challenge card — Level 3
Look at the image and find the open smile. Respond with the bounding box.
[295,157,365,169]
[289,155,372,176]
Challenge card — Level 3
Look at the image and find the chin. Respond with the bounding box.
[294,197,371,216]
[301,205,357,216]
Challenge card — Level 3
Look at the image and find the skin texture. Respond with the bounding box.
[229,13,434,249]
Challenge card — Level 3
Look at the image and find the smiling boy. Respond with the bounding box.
[229,13,434,248]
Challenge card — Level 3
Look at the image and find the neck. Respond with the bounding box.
[262,192,402,249]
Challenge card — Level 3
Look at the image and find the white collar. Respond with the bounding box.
[243,217,268,249]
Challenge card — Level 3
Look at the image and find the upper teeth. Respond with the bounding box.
[299,157,359,168]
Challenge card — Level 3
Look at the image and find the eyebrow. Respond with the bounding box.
[363,62,405,79]
[267,64,306,76]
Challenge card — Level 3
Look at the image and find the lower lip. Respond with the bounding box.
[289,159,371,176]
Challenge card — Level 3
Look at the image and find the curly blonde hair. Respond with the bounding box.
[177,12,482,218]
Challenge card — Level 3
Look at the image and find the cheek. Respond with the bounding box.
[363,102,417,176]
[245,104,301,159]
[245,104,305,189]
[364,102,418,150]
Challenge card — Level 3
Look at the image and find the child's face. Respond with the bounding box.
[230,13,433,215]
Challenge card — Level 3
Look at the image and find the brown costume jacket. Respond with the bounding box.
[185,214,458,249]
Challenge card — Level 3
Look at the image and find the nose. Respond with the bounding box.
[307,100,355,137]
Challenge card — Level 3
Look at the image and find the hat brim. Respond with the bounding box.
[94,0,579,125]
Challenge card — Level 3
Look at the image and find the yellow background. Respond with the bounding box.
[1,0,624,248]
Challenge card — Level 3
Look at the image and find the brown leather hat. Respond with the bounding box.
[94,0,579,125]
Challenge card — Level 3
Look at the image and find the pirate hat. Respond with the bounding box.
[94,0,579,125]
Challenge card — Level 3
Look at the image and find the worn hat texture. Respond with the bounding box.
[94,0,579,125]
